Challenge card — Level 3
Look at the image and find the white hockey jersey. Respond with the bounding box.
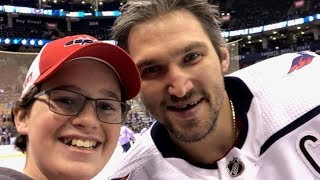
[108,51,320,180]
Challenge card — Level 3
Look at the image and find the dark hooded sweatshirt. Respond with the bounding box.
[0,167,32,180]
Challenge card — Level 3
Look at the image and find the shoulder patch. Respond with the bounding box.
[288,52,315,74]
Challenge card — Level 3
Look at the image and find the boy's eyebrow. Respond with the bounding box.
[52,85,120,100]
[53,85,81,91]
[99,89,121,100]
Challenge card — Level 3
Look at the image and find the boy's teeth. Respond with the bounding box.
[84,140,90,148]
[77,139,84,147]
[63,138,97,148]
[72,139,77,146]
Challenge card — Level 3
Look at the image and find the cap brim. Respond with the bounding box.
[35,42,141,100]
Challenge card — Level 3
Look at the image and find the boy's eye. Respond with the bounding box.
[98,103,113,111]
[54,97,74,105]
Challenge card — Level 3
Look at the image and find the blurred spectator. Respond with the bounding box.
[1,113,5,121]
[0,112,17,145]
[0,125,10,145]
[118,125,135,152]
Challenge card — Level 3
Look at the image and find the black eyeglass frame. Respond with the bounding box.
[33,89,129,124]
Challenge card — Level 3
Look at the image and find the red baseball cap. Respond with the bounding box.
[21,34,141,100]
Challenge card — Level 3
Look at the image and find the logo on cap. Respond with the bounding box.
[23,72,34,89]
[65,37,97,47]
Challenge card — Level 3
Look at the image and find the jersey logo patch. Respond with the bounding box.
[288,52,315,74]
[226,158,245,177]
[296,131,320,178]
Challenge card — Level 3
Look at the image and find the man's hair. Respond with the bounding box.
[111,0,226,60]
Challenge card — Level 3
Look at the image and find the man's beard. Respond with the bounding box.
[162,88,223,143]
[141,79,225,143]
[164,106,219,143]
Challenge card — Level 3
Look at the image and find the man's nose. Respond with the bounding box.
[167,66,193,98]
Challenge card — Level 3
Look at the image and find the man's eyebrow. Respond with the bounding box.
[136,41,208,69]
[176,41,208,56]
[137,59,156,70]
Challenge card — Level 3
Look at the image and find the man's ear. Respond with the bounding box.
[13,106,29,135]
[220,47,230,74]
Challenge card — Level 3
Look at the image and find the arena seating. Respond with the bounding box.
[0,51,35,106]
[221,0,314,31]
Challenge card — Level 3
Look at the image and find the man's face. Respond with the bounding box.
[127,10,229,143]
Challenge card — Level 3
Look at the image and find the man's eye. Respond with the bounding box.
[140,66,162,79]
[142,66,160,74]
[185,53,201,63]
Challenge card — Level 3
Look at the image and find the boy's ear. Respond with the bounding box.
[13,106,28,135]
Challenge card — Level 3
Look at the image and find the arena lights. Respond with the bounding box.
[0,5,55,16]
[13,39,21,44]
[4,38,10,44]
[21,39,27,45]
[95,10,120,17]
[38,40,44,46]
[222,13,320,38]
[30,40,35,46]
[66,11,84,17]
[0,38,116,46]
[0,38,50,46]
[0,5,119,17]
[308,16,315,22]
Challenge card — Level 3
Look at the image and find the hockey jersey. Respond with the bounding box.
[108,51,320,179]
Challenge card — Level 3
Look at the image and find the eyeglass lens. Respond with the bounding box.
[48,89,126,123]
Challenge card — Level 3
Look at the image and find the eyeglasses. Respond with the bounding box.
[34,89,129,124]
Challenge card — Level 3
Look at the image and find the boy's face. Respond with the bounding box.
[15,59,122,179]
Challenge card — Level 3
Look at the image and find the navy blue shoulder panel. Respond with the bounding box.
[260,105,320,155]
[225,76,253,149]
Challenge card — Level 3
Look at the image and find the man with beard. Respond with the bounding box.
[107,0,320,179]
